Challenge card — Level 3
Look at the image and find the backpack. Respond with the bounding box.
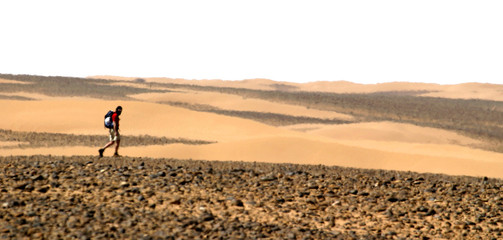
[104,110,114,129]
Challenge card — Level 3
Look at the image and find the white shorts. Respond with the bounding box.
[109,128,120,141]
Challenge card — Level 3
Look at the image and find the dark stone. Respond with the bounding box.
[465,221,476,226]
[127,187,140,193]
[37,186,50,193]
[171,198,182,205]
[299,192,310,198]
[201,213,215,222]
[14,183,29,190]
[417,206,428,212]
[178,179,191,185]
[425,209,436,216]
[31,175,44,181]
[260,175,277,182]
[233,199,244,207]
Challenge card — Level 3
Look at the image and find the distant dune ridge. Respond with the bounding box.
[0,74,502,179]
[91,75,503,101]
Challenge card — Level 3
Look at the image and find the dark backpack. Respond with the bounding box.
[104,110,114,129]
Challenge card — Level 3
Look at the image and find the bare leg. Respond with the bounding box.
[99,141,115,158]
[114,140,120,155]
[103,141,115,150]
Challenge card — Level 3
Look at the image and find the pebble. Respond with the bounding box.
[0,155,501,239]
[232,199,244,207]
[260,174,277,182]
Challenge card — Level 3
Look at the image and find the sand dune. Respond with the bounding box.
[286,121,483,146]
[0,78,30,84]
[298,81,440,93]
[421,83,503,101]
[0,92,77,100]
[299,81,503,101]
[130,91,354,121]
[334,140,501,162]
[0,99,290,142]
[0,141,24,147]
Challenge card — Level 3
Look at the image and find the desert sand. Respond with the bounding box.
[1,94,503,178]
[284,121,483,145]
[0,78,30,85]
[130,90,354,121]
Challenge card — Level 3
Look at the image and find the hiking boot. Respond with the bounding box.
[113,153,121,157]
[98,149,104,158]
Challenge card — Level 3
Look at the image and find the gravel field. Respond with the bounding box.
[1,155,503,239]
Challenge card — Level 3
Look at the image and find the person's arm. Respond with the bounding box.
[114,118,119,132]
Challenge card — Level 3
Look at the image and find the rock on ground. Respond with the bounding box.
[1,155,503,239]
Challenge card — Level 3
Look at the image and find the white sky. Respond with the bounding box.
[1,0,502,84]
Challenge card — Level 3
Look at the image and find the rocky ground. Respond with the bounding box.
[1,155,503,239]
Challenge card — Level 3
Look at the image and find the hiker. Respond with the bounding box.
[99,106,122,157]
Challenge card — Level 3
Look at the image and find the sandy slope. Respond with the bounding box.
[285,121,483,146]
[130,91,354,121]
[0,99,288,142]
[421,83,503,101]
[0,92,98,100]
[0,78,30,84]
[298,81,441,93]
[0,141,24,147]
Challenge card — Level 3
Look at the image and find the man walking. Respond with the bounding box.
[99,106,122,157]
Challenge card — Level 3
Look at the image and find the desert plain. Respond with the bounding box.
[1,74,503,239]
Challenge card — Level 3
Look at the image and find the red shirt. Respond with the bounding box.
[112,113,120,129]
